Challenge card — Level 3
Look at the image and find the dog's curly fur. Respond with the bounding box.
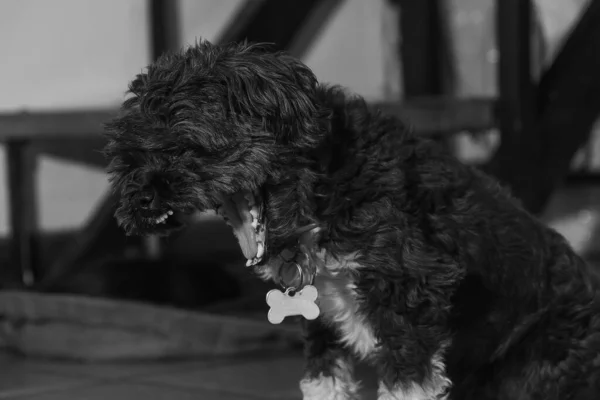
[104,40,600,399]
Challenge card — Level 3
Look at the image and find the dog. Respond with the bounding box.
[103,40,600,399]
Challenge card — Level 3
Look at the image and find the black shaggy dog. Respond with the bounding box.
[104,40,600,399]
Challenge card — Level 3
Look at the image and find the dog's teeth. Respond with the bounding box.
[167,210,173,216]
[246,257,261,267]
[250,208,259,220]
[154,212,170,224]
[257,242,264,259]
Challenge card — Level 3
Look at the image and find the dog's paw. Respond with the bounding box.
[300,375,361,400]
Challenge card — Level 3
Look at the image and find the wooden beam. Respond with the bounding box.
[32,137,108,168]
[397,0,453,97]
[374,97,496,135]
[495,0,535,144]
[286,0,344,59]
[149,0,180,59]
[216,0,266,45]
[484,0,538,208]
[0,110,114,141]
[6,140,39,287]
[216,0,325,52]
[0,97,495,144]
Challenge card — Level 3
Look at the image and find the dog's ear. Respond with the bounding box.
[216,44,328,149]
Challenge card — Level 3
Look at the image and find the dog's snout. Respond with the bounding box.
[138,189,156,209]
[136,173,173,210]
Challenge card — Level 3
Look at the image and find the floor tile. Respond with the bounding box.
[17,382,261,400]
[137,354,304,399]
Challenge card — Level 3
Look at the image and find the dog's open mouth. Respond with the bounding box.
[139,189,266,265]
[215,190,267,266]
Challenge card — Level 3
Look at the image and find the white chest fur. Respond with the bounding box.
[314,254,378,360]
[258,249,379,359]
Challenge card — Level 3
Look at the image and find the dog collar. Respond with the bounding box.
[265,223,323,324]
[276,223,321,291]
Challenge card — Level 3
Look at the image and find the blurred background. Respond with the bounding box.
[1,0,600,398]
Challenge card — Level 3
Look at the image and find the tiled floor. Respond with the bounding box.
[0,350,378,399]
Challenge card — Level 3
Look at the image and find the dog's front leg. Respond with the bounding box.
[300,318,361,400]
[375,341,451,400]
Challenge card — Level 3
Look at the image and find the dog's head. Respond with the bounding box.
[104,40,328,266]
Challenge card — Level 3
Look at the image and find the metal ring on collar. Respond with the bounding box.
[278,262,304,291]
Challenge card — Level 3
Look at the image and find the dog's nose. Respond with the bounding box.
[138,189,155,209]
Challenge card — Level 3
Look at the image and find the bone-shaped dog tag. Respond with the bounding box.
[266,285,320,324]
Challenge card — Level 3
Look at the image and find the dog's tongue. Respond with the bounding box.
[219,193,258,260]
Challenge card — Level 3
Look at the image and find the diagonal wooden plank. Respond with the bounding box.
[216,0,326,53]
[286,0,345,59]
[216,0,266,45]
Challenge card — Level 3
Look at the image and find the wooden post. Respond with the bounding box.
[6,139,39,286]
[149,0,180,60]
[485,0,538,206]
[397,0,453,98]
